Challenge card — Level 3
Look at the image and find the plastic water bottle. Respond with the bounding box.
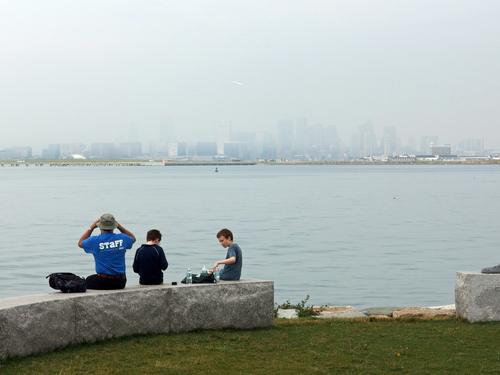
[186,268,192,284]
[214,267,220,283]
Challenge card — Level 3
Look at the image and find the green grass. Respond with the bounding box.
[2,319,500,374]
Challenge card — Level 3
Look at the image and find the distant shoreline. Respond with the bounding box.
[1,159,500,167]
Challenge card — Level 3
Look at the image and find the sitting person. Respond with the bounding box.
[133,229,169,285]
[77,213,136,290]
[211,228,242,281]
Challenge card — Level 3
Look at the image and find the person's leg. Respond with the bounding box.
[85,274,107,289]
[85,275,127,290]
[140,280,163,285]
[109,277,126,289]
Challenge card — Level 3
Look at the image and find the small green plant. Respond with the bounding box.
[275,295,319,318]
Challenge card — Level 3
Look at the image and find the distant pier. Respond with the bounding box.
[1,159,500,167]
[0,160,257,167]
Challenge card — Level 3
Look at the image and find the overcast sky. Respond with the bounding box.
[1,0,499,149]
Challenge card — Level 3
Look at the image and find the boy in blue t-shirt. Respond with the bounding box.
[210,228,242,281]
[133,229,169,285]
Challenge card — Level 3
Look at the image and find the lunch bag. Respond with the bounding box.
[181,273,216,284]
[46,272,87,293]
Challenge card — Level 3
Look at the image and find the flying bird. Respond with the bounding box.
[232,81,244,86]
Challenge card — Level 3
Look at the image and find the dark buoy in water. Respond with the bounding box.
[215,167,219,173]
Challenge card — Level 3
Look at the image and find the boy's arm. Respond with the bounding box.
[132,248,141,273]
[211,256,236,270]
[159,247,168,270]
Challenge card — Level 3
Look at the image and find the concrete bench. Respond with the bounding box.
[0,279,274,360]
[455,272,500,322]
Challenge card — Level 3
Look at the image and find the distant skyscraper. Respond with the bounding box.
[217,124,232,155]
[167,143,178,158]
[405,137,417,155]
[276,120,294,159]
[90,143,116,159]
[381,126,399,156]
[431,144,452,156]
[224,142,242,159]
[42,144,61,159]
[457,138,485,156]
[117,143,142,158]
[309,124,324,157]
[324,125,341,159]
[177,142,187,157]
[419,136,439,154]
[351,123,377,158]
[256,131,277,160]
[293,117,308,157]
[196,142,218,157]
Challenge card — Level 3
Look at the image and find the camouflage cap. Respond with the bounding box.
[97,213,117,230]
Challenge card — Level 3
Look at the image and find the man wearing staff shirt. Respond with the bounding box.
[78,213,136,289]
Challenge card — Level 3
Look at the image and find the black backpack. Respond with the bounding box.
[46,272,87,293]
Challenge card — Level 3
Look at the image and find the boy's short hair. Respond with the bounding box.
[147,229,162,242]
[216,228,233,240]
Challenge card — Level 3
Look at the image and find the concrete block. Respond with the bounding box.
[0,279,274,359]
[0,299,76,359]
[456,272,500,322]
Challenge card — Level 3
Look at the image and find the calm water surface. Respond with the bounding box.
[1,164,499,307]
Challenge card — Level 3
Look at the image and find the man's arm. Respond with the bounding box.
[117,223,136,243]
[78,219,99,248]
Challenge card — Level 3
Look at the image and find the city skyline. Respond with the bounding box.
[0,115,498,151]
[0,119,491,161]
[0,117,494,152]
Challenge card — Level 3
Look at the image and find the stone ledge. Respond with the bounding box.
[0,279,274,360]
[455,272,500,322]
[277,305,456,320]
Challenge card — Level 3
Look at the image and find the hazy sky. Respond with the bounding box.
[1,0,499,148]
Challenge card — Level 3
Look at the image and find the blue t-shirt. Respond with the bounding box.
[219,243,242,281]
[82,233,134,275]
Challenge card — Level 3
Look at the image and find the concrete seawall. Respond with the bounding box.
[0,279,274,360]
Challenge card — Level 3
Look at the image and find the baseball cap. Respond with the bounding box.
[97,213,117,230]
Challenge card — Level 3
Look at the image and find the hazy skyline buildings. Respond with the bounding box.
[2,114,496,160]
[3,122,498,161]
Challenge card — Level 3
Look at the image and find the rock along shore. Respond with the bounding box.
[277,304,456,320]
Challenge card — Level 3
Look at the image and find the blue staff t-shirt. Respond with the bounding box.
[82,233,134,275]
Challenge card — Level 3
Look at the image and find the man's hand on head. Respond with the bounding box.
[90,218,99,230]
